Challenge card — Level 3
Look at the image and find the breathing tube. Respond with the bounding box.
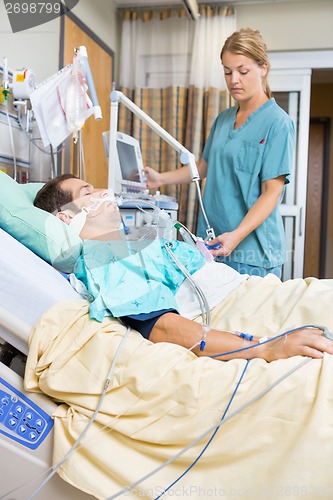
[118,199,213,329]
[69,194,213,332]
[164,241,211,331]
[69,190,118,236]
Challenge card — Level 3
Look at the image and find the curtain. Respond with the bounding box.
[118,6,236,232]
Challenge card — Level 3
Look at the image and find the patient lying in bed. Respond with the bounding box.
[33,174,333,363]
[2,172,333,499]
[24,188,333,500]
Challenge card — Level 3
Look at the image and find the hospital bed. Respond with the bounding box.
[1,173,333,499]
[0,227,93,499]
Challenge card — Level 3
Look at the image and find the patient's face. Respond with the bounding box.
[79,199,122,241]
[60,177,96,202]
[58,178,121,239]
[60,178,117,218]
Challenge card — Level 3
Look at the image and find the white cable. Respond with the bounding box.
[26,325,132,499]
[2,335,202,499]
[113,203,211,325]
[2,104,17,181]
[78,128,87,181]
[107,356,312,499]
[0,354,313,500]
[164,241,211,326]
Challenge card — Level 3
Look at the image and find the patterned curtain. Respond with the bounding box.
[118,6,235,232]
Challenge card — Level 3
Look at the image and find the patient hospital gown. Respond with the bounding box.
[74,238,206,321]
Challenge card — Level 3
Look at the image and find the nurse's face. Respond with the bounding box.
[222,51,268,103]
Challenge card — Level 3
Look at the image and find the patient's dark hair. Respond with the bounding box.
[33,174,77,214]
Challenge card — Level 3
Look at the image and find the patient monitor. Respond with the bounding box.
[102,130,178,238]
[115,132,147,193]
[103,131,147,195]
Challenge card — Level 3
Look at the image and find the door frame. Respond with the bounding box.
[307,117,331,278]
[268,49,333,279]
[59,9,115,187]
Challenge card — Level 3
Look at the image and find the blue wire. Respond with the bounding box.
[121,217,130,235]
[154,359,251,499]
[209,324,322,359]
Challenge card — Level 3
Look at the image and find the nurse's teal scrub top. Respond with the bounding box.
[197,98,295,269]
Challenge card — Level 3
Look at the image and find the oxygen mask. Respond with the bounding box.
[85,188,116,212]
[69,189,119,236]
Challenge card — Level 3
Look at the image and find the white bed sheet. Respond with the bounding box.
[0,228,81,353]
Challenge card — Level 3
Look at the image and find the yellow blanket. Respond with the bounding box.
[25,274,333,500]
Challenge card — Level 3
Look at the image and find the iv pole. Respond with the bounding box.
[109,87,216,241]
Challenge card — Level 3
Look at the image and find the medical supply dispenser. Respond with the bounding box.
[12,69,36,100]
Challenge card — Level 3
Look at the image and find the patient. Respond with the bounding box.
[34,174,333,362]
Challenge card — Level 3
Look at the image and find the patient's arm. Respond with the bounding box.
[150,313,333,362]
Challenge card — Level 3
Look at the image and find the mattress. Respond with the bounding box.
[0,228,81,354]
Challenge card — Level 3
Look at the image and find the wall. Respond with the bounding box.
[0,0,332,101]
[1,0,332,179]
[0,0,120,181]
[0,3,60,84]
[68,0,121,75]
[0,0,119,85]
[235,0,333,51]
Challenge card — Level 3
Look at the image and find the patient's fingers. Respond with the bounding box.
[267,327,333,360]
[289,328,333,357]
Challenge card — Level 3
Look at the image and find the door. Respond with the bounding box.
[304,119,330,278]
[60,11,114,188]
[269,69,312,280]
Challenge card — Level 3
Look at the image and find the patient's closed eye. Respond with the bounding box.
[80,184,95,197]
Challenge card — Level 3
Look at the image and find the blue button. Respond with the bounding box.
[9,418,17,427]
[29,431,37,441]
[36,418,44,428]
[205,242,222,250]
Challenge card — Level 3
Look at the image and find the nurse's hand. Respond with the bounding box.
[143,166,162,190]
[206,231,241,257]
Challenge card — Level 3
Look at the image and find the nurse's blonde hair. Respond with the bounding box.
[220,28,272,99]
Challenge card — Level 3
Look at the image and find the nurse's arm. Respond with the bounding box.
[209,175,286,256]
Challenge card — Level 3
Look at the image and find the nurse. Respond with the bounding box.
[144,28,295,278]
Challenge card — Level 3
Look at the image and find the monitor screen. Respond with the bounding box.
[102,131,146,193]
[116,141,142,184]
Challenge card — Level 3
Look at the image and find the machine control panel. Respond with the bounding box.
[0,377,53,450]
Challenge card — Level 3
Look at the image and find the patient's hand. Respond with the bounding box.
[264,327,333,361]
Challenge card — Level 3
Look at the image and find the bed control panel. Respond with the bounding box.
[0,376,53,450]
